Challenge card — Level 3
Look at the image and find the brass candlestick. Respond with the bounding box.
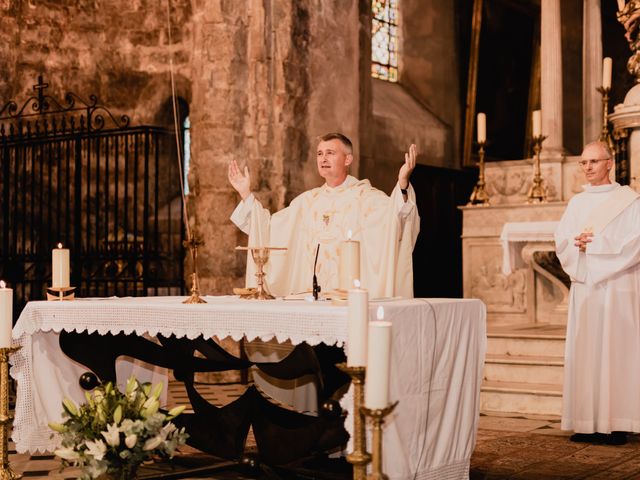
[0,346,21,480]
[361,401,398,480]
[527,134,548,203]
[468,141,490,206]
[336,363,370,480]
[46,286,76,301]
[597,86,617,158]
[183,236,206,304]
[235,247,287,300]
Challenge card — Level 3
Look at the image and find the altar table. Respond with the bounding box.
[10,296,486,480]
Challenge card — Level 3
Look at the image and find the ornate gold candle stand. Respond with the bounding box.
[527,134,548,203]
[183,236,207,304]
[361,401,398,480]
[235,247,287,300]
[0,346,21,480]
[336,363,370,480]
[468,141,490,206]
[46,286,75,301]
[597,85,617,157]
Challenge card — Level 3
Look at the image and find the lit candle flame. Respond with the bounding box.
[353,279,361,288]
[0,281,5,289]
[376,306,384,321]
[57,242,63,249]
[347,229,353,240]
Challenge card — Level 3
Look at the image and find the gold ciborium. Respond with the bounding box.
[235,246,287,300]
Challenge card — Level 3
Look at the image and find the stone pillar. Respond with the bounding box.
[540,0,564,156]
[582,0,603,145]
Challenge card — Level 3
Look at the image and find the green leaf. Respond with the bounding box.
[62,398,78,417]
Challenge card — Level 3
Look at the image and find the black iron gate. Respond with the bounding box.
[0,77,185,317]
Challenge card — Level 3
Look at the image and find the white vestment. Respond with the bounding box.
[231,175,420,298]
[230,175,419,412]
[555,182,640,433]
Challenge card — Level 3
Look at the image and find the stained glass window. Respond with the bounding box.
[372,0,399,82]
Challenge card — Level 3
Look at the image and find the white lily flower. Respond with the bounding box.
[84,439,107,461]
[125,433,137,449]
[142,435,163,451]
[54,447,80,461]
[101,423,120,447]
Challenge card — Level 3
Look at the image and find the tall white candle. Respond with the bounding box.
[0,281,12,348]
[365,314,392,409]
[347,280,368,367]
[477,112,486,143]
[602,57,613,90]
[618,0,626,12]
[52,243,70,288]
[532,110,542,138]
[339,230,360,291]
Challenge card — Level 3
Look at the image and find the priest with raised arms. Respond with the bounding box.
[228,132,420,299]
[555,140,640,446]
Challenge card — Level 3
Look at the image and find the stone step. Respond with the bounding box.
[484,354,564,385]
[481,380,562,416]
[487,324,566,357]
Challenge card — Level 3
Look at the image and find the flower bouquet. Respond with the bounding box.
[49,376,188,480]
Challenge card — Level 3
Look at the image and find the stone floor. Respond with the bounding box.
[9,382,640,479]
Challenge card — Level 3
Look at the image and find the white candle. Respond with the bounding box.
[52,243,70,288]
[339,230,360,291]
[532,110,542,138]
[347,280,368,367]
[365,316,392,409]
[602,57,613,90]
[618,0,626,12]
[0,281,12,348]
[477,112,486,143]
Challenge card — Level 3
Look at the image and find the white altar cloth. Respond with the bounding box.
[500,221,559,275]
[10,295,485,480]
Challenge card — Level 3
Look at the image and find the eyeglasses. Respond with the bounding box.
[578,158,610,168]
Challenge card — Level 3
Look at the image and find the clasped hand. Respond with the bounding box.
[574,231,593,252]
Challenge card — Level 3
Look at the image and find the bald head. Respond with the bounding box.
[579,141,613,186]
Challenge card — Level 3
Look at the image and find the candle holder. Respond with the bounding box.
[597,86,617,158]
[468,141,490,206]
[336,363,370,480]
[183,236,207,304]
[361,401,398,480]
[527,135,548,204]
[235,247,287,300]
[46,286,75,301]
[0,346,21,480]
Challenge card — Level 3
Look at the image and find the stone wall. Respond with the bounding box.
[1,0,461,294]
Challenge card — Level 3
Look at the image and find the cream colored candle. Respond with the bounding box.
[52,243,70,288]
[365,308,392,409]
[347,280,368,367]
[477,112,486,143]
[602,57,612,89]
[339,231,360,291]
[0,281,12,348]
[532,110,542,138]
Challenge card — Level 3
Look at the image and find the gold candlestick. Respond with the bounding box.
[0,346,21,480]
[46,286,76,301]
[527,134,548,204]
[468,141,490,206]
[336,363,370,480]
[235,247,287,300]
[361,401,398,480]
[597,86,617,158]
[183,236,206,304]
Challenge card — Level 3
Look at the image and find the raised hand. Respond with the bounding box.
[398,144,417,189]
[228,160,251,200]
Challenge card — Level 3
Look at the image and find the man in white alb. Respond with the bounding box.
[555,140,640,445]
[228,132,420,299]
